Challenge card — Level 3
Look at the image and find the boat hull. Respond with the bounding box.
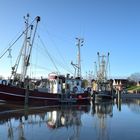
[0,84,90,106]
[94,92,113,103]
[70,93,91,104]
[0,84,62,105]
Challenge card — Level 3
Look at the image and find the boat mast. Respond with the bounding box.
[94,61,97,79]
[76,37,84,78]
[20,14,40,82]
[71,37,84,78]
[21,14,30,82]
[10,14,40,82]
[97,52,110,83]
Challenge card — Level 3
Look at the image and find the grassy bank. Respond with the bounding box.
[127,86,140,91]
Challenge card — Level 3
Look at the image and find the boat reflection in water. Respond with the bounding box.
[0,103,90,140]
[92,101,113,140]
[47,107,82,129]
[46,105,90,140]
[1,99,140,140]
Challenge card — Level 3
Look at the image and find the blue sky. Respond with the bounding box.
[0,0,140,78]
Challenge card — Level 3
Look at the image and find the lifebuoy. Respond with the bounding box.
[87,87,91,93]
[1,80,7,85]
[78,95,82,99]
[73,86,78,93]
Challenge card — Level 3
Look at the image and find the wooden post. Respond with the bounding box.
[24,77,29,106]
[24,105,29,120]
[117,90,121,111]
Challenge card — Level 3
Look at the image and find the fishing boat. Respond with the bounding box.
[92,52,114,102]
[0,14,90,106]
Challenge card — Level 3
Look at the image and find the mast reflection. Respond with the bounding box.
[92,101,113,140]
[0,103,90,140]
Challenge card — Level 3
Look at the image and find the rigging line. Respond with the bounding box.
[0,16,38,60]
[34,42,39,78]
[51,59,74,74]
[31,16,71,47]
[38,22,74,44]
[35,36,73,75]
[36,31,74,74]
[10,41,25,79]
[33,42,74,75]
[31,63,55,72]
[38,35,60,73]
[37,24,75,70]
[0,31,21,58]
[40,28,73,72]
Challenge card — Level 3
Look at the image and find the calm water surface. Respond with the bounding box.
[0,99,140,140]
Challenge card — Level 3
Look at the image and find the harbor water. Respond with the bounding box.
[0,99,140,140]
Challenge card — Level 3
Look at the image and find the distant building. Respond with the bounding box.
[137,81,140,87]
[113,79,128,91]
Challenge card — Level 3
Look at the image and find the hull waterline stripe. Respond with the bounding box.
[0,91,90,101]
[0,91,60,100]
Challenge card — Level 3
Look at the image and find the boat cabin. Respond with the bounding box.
[48,72,65,94]
[65,77,84,94]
